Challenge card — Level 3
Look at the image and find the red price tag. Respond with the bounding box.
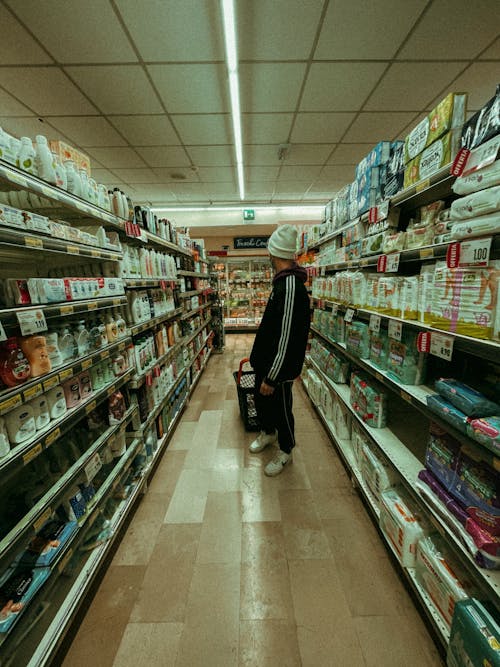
[145,372,153,386]
[447,237,491,268]
[368,207,378,224]
[451,147,470,176]
[417,331,431,353]
[377,255,387,273]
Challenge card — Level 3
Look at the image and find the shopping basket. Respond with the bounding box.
[233,358,260,431]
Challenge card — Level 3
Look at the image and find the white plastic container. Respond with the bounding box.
[17,137,37,175]
[79,168,89,202]
[46,386,67,419]
[35,135,56,184]
[5,403,36,444]
[0,417,11,457]
[29,394,51,430]
[361,444,399,505]
[379,488,427,567]
[64,160,82,197]
[0,127,16,165]
[52,151,67,189]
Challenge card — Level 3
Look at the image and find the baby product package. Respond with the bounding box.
[350,371,387,428]
[19,519,78,567]
[426,395,469,434]
[399,276,419,320]
[379,487,428,567]
[415,535,473,628]
[0,565,51,634]
[431,262,500,339]
[425,423,461,490]
[450,185,500,220]
[361,444,399,505]
[369,330,389,370]
[333,398,351,441]
[467,417,500,457]
[405,223,434,250]
[450,213,500,241]
[461,83,500,151]
[448,599,500,667]
[325,352,350,384]
[345,321,370,359]
[434,378,500,417]
[352,422,369,467]
[378,276,401,316]
[417,264,435,324]
[404,130,462,188]
[382,231,406,254]
[453,159,500,195]
[387,330,426,385]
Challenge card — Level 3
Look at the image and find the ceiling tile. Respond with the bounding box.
[174,115,232,145]
[329,144,374,164]
[0,89,33,116]
[112,168,161,183]
[148,65,229,114]
[110,115,179,146]
[137,146,191,168]
[315,0,426,59]
[240,64,306,113]
[0,5,53,64]
[116,0,224,61]
[237,0,323,60]
[247,166,280,182]
[152,168,199,182]
[317,165,356,184]
[86,147,147,168]
[303,189,331,200]
[187,146,234,167]
[0,116,67,140]
[65,66,162,114]
[48,116,127,147]
[343,112,416,142]
[244,189,273,202]
[203,183,238,196]
[91,168,124,185]
[274,181,312,195]
[366,62,466,111]
[242,114,294,144]
[291,113,355,143]
[301,63,387,112]
[244,145,281,166]
[272,191,304,201]
[8,0,137,63]
[197,166,236,182]
[131,185,176,203]
[170,182,209,199]
[0,68,97,115]
[279,165,323,181]
[397,0,500,59]
[427,63,500,112]
[285,144,335,165]
[479,37,500,59]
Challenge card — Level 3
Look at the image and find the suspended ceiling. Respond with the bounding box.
[0,0,498,210]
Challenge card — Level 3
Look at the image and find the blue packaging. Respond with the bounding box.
[435,378,500,418]
[367,141,392,168]
[0,566,51,634]
[426,395,469,434]
[448,599,500,667]
[19,520,78,567]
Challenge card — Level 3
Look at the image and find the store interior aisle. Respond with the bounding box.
[63,334,443,667]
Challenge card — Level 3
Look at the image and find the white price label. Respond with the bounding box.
[0,321,6,342]
[459,237,492,267]
[430,332,454,361]
[388,319,403,341]
[385,253,400,273]
[344,308,355,323]
[320,266,325,277]
[16,308,48,335]
[85,452,102,483]
[330,303,339,316]
[369,314,381,333]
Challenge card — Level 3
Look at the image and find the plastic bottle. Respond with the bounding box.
[0,337,31,387]
[35,135,57,184]
[88,177,98,204]
[64,160,82,197]
[105,312,117,343]
[19,335,51,378]
[46,385,67,419]
[126,195,134,221]
[17,137,37,175]
[45,331,63,369]
[90,363,105,390]
[5,403,36,444]
[0,127,14,164]
[29,394,50,430]
[74,320,90,356]
[62,377,81,409]
[58,327,77,363]
[97,183,108,209]
[52,151,67,189]
[97,317,108,347]
[78,370,93,399]
[114,310,127,339]
[0,418,10,457]
[79,168,89,202]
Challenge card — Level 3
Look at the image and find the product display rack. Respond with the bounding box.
[304,169,500,649]
[0,156,217,666]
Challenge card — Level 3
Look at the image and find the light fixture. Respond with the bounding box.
[151,205,325,214]
[221,0,245,201]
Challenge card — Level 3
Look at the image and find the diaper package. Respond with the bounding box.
[382,231,406,254]
[426,395,469,434]
[448,599,500,667]
[415,535,472,628]
[366,274,381,311]
[461,84,500,151]
[332,313,345,343]
[350,371,387,428]
[387,330,426,385]
[333,398,351,441]
[417,264,435,324]
[361,444,399,505]
[405,223,434,250]
[404,131,462,189]
[369,330,389,370]
[453,158,500,195]
[0,565,51,634]
[352,422,370,467]
[398,276,419,320]
[345,321,370,359]
[435,378,500,417]
[425,423,461,489]
[379,487,428,567]
[325,352,350,384]
[450,185,500,220]
[450,213,500,240]
[467,417,500,457]
[378,276,401,316]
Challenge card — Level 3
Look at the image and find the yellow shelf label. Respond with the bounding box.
[87,302,98,311]
[400,391,411,404]
[23,442,43,466]
[113,298,122,306]
[419,247,434,259]
[100,350,109,360]
[0,393,22,414]
[25,236,44,248]
[107,384,116,397]
[415,178,430,193]
[85,400,97,414]
[59,304,74,315]
[59,368,73,382]
[91,249,100,258]
[43,375,59,392]
[67,245,80,255]
[81,358,93,370]
[45,427,61,447]
[23,383,42,401]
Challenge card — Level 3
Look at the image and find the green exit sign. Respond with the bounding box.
[243,209,255,221]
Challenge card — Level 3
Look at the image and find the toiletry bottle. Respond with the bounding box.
[0,337,31,387]
[58,326,77,363]
[35,135,57,184]
[64,160,82,197]
[114,309,127,339]
[113,353,127,376]
[17,137,37,175]
[112,188,122,218]
[78,370,93,399]
[126,195,134,221]
[5,403,36,444]
[29,394,50,430]
[62,377,81,409]
[79,168,89,201]
[88,177,98,204]
[45,331,63,369]
[97,183,107,209]
[46,385,67,419]
[19,335,51,378]
[0,417,10,457]
[52,151,67,189]
[74,320,90,356]
[97,317,108,347]
[90,363,105,391]
[89,319,103,350]
[105,312,117,343]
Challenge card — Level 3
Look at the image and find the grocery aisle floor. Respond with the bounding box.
[63,334,443,667]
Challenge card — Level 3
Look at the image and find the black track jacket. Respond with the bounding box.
[250,264,310,386]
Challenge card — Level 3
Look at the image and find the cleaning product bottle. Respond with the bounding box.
[88,177,98,204]
[64,160,82,197]
[35,135,57,184]
[88,319,103,350]
[0,417,10,457]
[112,188,122,218]
[17,137,37,175]
[58,326,77,363]
[52,151,67,189]
[29,394,50,430]
[78,370,92,399]
[114,309,127,339]
[5,403,36,444]
[97,183,107,209]
[97,317,108,347]
[19,335,51,378]
[90,363,105,390]
[0,337,31,387]
[46,385,67,419]
[74,320,90,356]
[45,331,63,369]
[0,127,14,164]
[62,377,81,409]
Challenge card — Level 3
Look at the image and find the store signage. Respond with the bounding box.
[233,236,269,250]
[243,209,255,221]
[446,237,492,268]
[388,320,402,341]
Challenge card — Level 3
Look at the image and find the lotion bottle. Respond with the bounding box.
[35,135,57,184]
[29,394,50,430]
[46,385,67,419]
[64,160,82,197]
[17,137,37,175]
[5,403,36,444]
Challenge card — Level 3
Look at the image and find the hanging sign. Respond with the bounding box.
[233,236,269,250]
[447,237,492,269]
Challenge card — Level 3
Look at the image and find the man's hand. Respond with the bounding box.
[260,380,275,396]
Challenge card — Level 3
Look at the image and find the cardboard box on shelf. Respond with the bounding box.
[49,140,91,176]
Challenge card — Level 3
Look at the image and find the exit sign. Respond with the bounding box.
[243,209,255,221]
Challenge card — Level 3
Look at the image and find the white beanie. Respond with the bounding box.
[267,224,297,259]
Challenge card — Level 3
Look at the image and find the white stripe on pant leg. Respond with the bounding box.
[282,381,295,449]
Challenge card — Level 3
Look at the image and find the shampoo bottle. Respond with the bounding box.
[17,137,37,175]
[62,377,81,409]
[52,151,67,189]
[64,160,82,197]
[29,394,50,430]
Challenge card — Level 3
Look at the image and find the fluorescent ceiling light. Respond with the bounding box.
[151,205,324,213]
[221,0,244,200]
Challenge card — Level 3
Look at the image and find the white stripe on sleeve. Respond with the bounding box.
[268,275,295,381]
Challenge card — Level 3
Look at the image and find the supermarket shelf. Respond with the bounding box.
[132,366,189,436]
[186,335,211,371]
[178,288,212,299]
[321,241,451,272]
[0,337,131,416]
[0,369,135,476]
[0,295,128,328]
[307,215,368,251]
[0,226,122,262]
[129,339,183,389]
[124,279,162,289]
[391,164,456,211]
[0,405,137,572]
[180,302,211,320]
[144,231,192,256]
[128,307,183,337]
[183,318,211,346]
[177,269,209,278]
[189,347,212,390]
[314,298,500,363]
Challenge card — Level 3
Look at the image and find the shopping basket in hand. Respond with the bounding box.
[233,358,260,431]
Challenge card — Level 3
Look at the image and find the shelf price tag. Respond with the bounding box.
[385,253,400,273]
[429,331,454,361]
[85,452,102,483]
[447,237,492,269]
[66,245,80,255]
[45,427,61,447]
[25,236,43,249]
[344,308,355,323]
[388,320,403,341]
[59,368,73,382]
[377,255,387,273]
[369,314,381,333]
[0,394,21,414]
[16,308,48,335]
[43,375,59,392]
[23,442,43,466]
[0,321,6,342]
[23,383,42,401]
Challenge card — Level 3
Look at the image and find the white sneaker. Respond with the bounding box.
[264,450,292,476]
[249,430,277,453]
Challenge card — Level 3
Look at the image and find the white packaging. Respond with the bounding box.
[5,403,36,444]
[22,211,52,235]
[333,398,351,441]
[450,185,500,220]
[361,444,399,505]
[351,424,368,467]
[29,395,50,431]
[0,417,11,457]
[450,213,500,240]
[379,488,427,567]
[46,386,68,420]
[35,278,67,303]
[453,158,500,195]
[0,205,26,230]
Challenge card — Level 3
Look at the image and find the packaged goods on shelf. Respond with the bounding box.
[361,230,386,255]
[399,276,419,320]
[351,422,369,467]
[404,93,467,164]
[434,379,500,418]
[342,219,366,247]
[450,184,500,220]
[19,519,78,568]
[346,321,370,359]
[448,599,500,667]
[49,139,91,175]
[369,330,389,370]
[382,231,406,254]
[461,84,500,151]
[453,158,500,195]
[350,371,387,428]
[0,565,51,634]
[360,443,399,504]
[320,383,334,421]
[379,487,428,567]
[405,221,436,250]
[450,213,500,240]
[467,417,500,456]
[381,142,405,198]
[461,134,500,178]
[417,264,435,324]
[404,130,462,189]
[356,141,392,178]
[378,275,401,316]
[426,395,469,434]
[387,330,426,385]
[333,397,351,440]
[357,165,384,214]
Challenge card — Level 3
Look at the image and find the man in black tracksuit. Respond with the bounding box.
[249,224,310,476]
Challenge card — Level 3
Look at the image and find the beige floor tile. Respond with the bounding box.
[113,622,184,666]
[168,421,198,450]
[164,469,212,523]
[175,563,240,667]
[147,450,187,495]
[288,559,365,666]
[213,447,245,469]
[210,468,245,492]
[241,468,281,522]
[240,560,295,620]
[238,619,301,667]
[279,490,332,559]
[202,390,227,410]
[241,522,287,564]
[63,565,146,667]
[182,399,204,421]
[113,495,167,566]
[197,492,242,564]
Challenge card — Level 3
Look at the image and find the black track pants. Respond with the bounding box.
[254,374,295,454]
